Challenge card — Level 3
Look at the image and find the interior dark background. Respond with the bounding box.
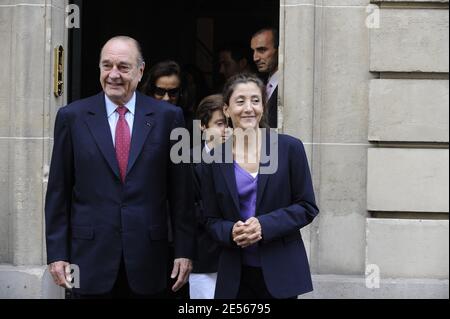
[68,0,279,103]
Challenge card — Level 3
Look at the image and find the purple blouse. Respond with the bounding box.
[234,162,261,267]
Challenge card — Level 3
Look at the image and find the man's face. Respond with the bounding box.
[251,30,278,75]
[219,51,240,80]
[100,39,145,105]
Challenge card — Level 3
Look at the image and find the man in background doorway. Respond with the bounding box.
[218,44,253,81]
[250,27,279,128]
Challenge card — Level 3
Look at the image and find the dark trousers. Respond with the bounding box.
[237,266,297,299]
[70,257,166,299]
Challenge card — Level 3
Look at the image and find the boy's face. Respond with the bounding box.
[204,110,228,145]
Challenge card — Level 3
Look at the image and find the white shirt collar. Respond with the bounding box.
[204,143,212,154]
[267,69,280,89]
[105,93,136,118]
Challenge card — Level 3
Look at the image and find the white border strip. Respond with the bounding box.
[304,142,372,146]
[281,3,446,9]
[0,138,368,145]
[281,4,367,8]
[0,137,53,141]
[0,4,49,8]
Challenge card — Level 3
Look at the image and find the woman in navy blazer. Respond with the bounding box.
[201,73,319,299]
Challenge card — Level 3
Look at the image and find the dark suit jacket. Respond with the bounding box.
[191,144,220,274]
[267,86,278,128]
[45,92,195,295]
[201,131,319,299]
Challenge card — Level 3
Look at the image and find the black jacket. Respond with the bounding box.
[191,144,221,273]
[267,86,278,128]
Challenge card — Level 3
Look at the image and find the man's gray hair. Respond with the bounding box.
[100,35,145,66]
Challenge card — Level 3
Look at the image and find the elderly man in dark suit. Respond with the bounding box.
[45,36,195,298]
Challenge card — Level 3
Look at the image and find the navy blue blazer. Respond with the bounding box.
[45,92,195,295]
[201,131,319,299]
[191,144,221,274]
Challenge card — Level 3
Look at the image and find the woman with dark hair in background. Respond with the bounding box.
[141,60,195,138]
[140,60,191,299]
[141,60,182,105]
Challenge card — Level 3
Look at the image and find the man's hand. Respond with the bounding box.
[49,261,71,288]
[171,258,193,292]
[233,217,263,248]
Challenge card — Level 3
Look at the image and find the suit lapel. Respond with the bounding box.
[217,140,240,216]
[256,130,274,214]
[126,93,155,176]
[220,162,240,216]
[84,93,121,180]
[256,172,270,216]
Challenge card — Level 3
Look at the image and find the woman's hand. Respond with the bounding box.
[232,221,246,243]
[232,218,263,248]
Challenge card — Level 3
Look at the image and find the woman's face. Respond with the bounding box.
[224,82,263,130]
[153,75,181,105]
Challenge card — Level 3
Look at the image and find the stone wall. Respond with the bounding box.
[280,0,449,298]
[0,0,68,299]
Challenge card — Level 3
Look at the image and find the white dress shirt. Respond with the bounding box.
[105,93,136,146]
[204,142,212,154]
[266,69,280,100]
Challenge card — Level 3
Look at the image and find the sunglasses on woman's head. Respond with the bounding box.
[153,86,180,98]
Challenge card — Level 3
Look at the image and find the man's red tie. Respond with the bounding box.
[115,106,131,183]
